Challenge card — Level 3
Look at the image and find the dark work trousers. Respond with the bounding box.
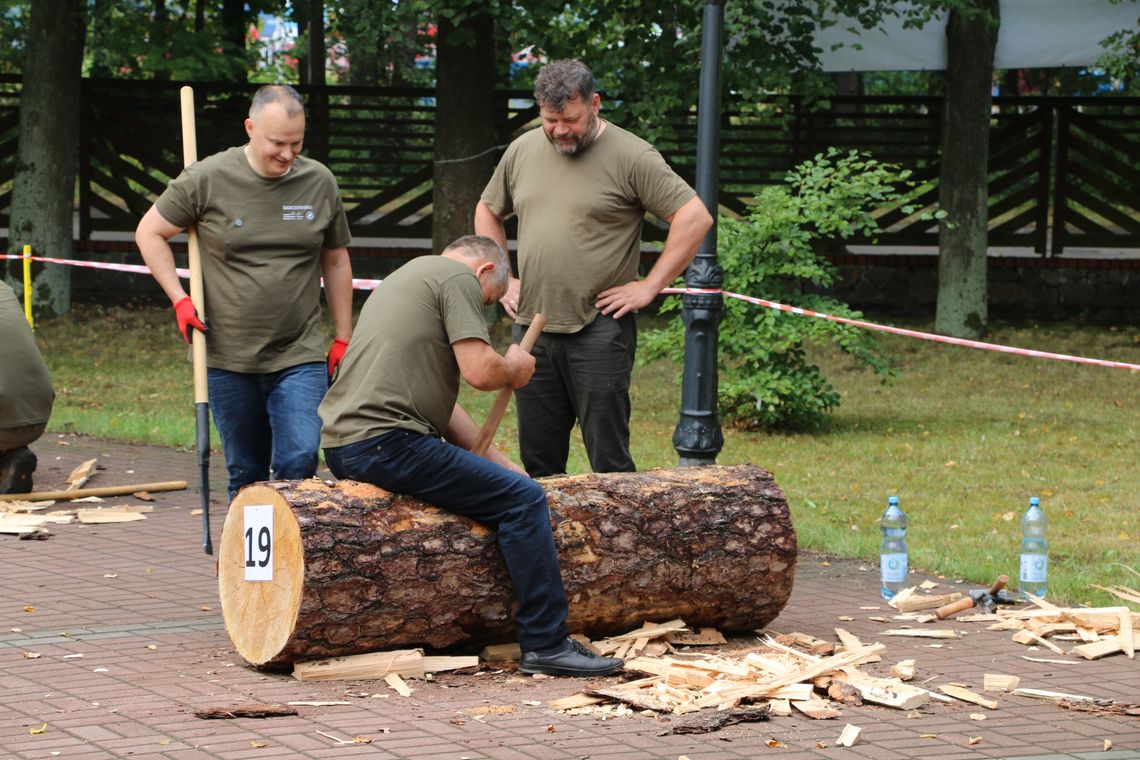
[323,429,570,652]
[515,313,637,477]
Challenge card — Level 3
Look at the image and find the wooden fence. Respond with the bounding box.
[1,76,1138,255]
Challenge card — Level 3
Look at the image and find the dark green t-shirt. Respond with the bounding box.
[480,122,695,333]
[319,256,489,448]
[155,146,351,373]
[0,280,54,429]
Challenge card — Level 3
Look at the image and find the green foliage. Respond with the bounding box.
[643,148,947,430]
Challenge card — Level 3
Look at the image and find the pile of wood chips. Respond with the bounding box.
[549,619,929,724]
[967,591,1138,661]
[0,458,155,537]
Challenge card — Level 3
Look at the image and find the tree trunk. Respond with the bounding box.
[8,0,85,315]
[935,0,999,339]
[220,0,248,82]
[218,465,797,669]
[297,0,325,87]
[431,8,496,254]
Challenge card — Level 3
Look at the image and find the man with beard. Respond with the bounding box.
[475,59,712,477]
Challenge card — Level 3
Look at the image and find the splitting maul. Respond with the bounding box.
[934,575,1018,619]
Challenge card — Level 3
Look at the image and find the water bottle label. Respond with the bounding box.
[1020,553,1048,583]
[881,553,908,583]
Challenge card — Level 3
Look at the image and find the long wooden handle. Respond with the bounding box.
[471,314,546,458]
[180,86,208,405]
[0,480,189,502]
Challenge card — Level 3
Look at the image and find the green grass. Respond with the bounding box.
[33,303,1140,607]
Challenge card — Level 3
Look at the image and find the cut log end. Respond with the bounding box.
[219,486,305,666]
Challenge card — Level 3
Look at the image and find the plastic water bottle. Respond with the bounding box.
[879,496,908,600]
[1019,496,1048,598]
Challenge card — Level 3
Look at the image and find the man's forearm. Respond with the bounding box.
[321,247,354,340]
[644,197,713,291]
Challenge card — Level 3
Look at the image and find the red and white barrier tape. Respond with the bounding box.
[1,253,384,291]
[663,287,1140,372]
[6,254,1135,371]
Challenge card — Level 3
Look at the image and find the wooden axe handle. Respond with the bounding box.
[471,314,546,458]
[934,595,976,620]
[987,575,1009,596]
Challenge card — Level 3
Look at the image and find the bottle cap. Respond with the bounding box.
[1029,496,1040,506]
[888,496,899,506]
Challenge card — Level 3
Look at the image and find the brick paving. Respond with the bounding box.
[1,434,1137,760]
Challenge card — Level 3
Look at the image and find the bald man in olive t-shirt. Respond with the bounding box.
[320,236,623,678]
[136,84,354,500]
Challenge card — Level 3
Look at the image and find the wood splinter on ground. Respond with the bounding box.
[194,704,298,719]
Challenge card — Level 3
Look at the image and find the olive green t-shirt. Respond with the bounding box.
[155,146,351,373]
[319,256,490,448]
[0,280,54,429]
[480,122,696,333]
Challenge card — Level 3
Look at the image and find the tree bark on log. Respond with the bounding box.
[218,464,796,669]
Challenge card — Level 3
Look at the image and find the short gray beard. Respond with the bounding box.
[548,111,599,156]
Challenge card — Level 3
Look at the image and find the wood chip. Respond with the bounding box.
[66,459,98,490]
[294,649,425,682]
[76,510,146,524]
[983,674,1020,692]
[195,704,298,719]
[384,672,412,696]
[940,685,998,709]
[548,693,606,711]
[478,642,521,662]
[1012,687,1097,703]
[884,629,959,638]
[890,659,916,681]
[836,724,861,747]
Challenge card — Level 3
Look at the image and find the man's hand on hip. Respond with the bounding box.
[499,277,521,318]
[595,280,657,319]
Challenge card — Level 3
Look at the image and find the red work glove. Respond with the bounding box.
[173,296,207,344]
[327,337,349,380]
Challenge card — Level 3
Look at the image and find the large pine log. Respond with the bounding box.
[218,464,796,669]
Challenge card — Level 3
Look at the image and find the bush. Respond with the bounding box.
[643,148,939,430]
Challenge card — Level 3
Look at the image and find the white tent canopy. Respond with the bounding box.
[816,0,1137,71]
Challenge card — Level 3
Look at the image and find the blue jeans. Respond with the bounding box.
[324,429,570,652]
[207,362,325,500]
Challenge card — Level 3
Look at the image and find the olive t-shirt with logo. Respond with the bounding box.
[480,122,695,333]
[319,256,490,448]
[155,146,351,373]
[0,280,53,429]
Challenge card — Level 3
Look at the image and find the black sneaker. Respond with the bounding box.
[519,638,624,677]
[0,447,36,494]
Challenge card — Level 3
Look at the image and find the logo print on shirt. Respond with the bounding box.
[282,204,315,221]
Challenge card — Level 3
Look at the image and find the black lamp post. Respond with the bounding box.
[673,0,726,466]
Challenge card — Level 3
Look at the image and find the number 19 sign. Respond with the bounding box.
[243,505,274,581]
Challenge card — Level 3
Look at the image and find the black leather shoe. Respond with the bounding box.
[519,638,624,677]
[0,447,36,494]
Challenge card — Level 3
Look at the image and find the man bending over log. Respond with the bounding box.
[318,235,624,678]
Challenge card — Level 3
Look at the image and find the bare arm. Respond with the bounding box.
[452,339,534,392]
[474,201,521,317]
[320,246,354,341]
[595,195,713,319]
[135,205,189,305]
